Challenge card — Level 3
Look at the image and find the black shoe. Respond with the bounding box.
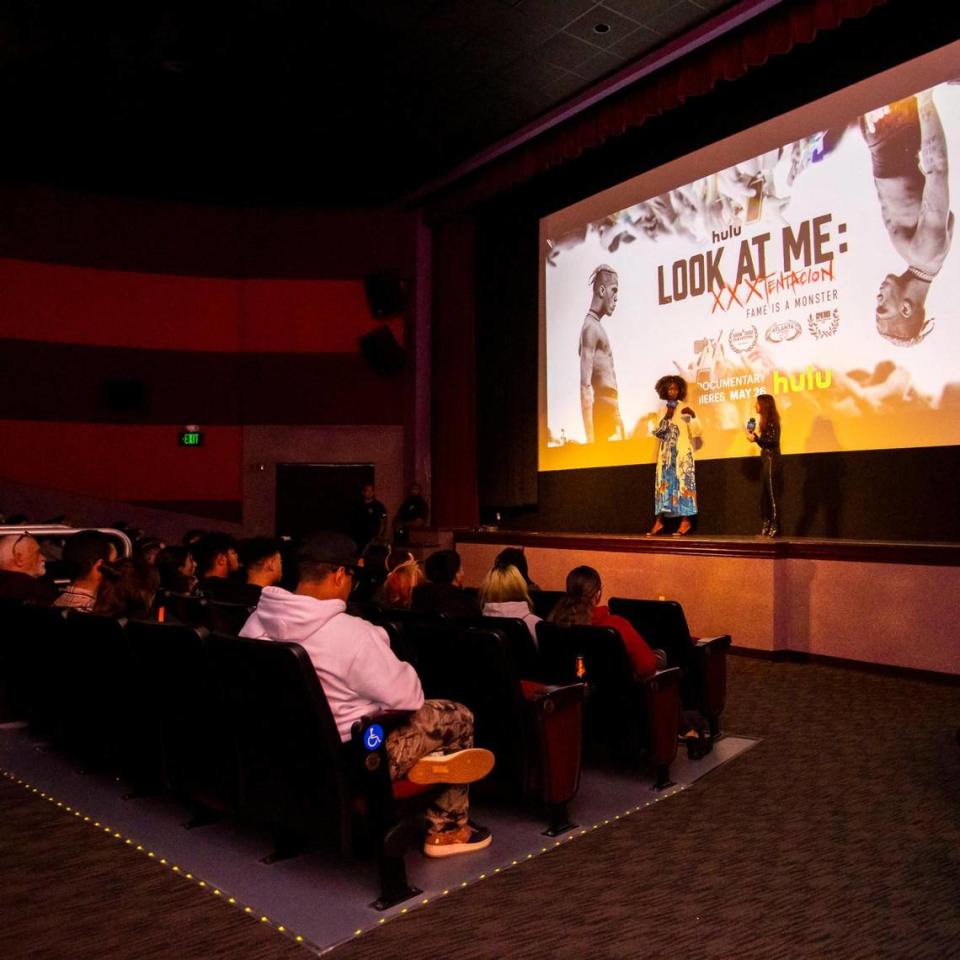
[766,525,779,538]
[681,728,713,761]
[761,521,771,536]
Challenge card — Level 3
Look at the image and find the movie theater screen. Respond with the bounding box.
[539,41,960,471]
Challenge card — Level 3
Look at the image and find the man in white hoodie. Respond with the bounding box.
[240,532,494,858]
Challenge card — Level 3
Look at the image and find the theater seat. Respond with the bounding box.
[0,597,28,722]
[206,633,426,910]
[470,615,539,680]
[609,598,732,736]
[60,611,133,769]
[390,777,433,800]
[530,590,565,620]
[125,620,236,818]
[155,590,207,626]
[396,620,585,833]
[204,600,255,636]
[536,621,681,789]
[15,603,69,736]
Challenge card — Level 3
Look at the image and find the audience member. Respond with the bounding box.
[237,537,284,605]
[382,560,425,609]
[0,533,57,604]
[386,548,415,573]
[494,547,542,592]
[479,561,541,642]
[195,533,242,601]
[393,483,429,544]
[39,518,69,562]
[239,532,494,857]
[412,549,480,619]
[549,566,659,678]
[54,531,117,611]
[134,537,165,565]
[155,546,198,595]
[94,559,160,621]
[350,482,387,551]
[352,542,390,604]
[111,521,144,543]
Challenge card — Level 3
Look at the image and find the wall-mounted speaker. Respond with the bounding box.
[364,272,408,318]
[359,327,405,377]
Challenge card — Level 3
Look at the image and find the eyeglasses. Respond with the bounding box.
[11,532,32,555]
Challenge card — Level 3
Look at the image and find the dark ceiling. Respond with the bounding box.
[0,0,736,206]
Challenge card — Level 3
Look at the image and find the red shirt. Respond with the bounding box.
[591,606,657,679]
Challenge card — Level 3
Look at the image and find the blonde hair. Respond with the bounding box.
[382,561,424,609]
[479,563,532,611]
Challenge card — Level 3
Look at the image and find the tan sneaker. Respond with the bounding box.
[406,748,495,785]
[423,823,493,858]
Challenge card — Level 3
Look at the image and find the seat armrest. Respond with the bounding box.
[691,638,730,734]
[349,712,415,780]
[346,713,423,910]
[693,634,732,649]
[352,710,414,739]
[522,683,585,806]
[520,680,585,705]
[640,667,681,769]
[647,666,681,687]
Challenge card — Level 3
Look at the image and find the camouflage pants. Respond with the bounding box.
[386,699,474,833]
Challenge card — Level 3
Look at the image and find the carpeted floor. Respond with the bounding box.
[1,656,959,959]
[0,775,306,960]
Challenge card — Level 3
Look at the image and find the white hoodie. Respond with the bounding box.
[240,586,424,741]
[482,600,541,645]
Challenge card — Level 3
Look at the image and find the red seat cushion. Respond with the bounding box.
[391,777,433,800]
[520,679,549,700]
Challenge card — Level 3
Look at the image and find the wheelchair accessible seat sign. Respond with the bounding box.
[363,724,384,751]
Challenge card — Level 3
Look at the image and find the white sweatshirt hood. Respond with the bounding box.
[248,586,343,641]
[482,600,541,643]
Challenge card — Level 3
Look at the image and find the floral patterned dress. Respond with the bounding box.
[653,409,702,517]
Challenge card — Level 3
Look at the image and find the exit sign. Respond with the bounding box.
[178,430,204,447]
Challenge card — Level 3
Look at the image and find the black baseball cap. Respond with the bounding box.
[298,532,360,571]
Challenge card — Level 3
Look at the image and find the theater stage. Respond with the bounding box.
[454,531,960,678]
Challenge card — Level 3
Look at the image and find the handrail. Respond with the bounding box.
[0,525,134,559]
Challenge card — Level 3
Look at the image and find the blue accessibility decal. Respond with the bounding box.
[363,724,384,751]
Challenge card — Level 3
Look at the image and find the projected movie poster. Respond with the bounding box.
[540,56,960,471]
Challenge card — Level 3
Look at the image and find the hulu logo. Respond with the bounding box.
[772,367,832,395]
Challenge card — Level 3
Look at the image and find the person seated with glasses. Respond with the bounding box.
[0,533,58,604]
[239,532,495,858]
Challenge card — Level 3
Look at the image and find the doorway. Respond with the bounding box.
[275,463,374,540]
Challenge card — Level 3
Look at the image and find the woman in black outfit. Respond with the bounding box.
[746,393,781,537]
